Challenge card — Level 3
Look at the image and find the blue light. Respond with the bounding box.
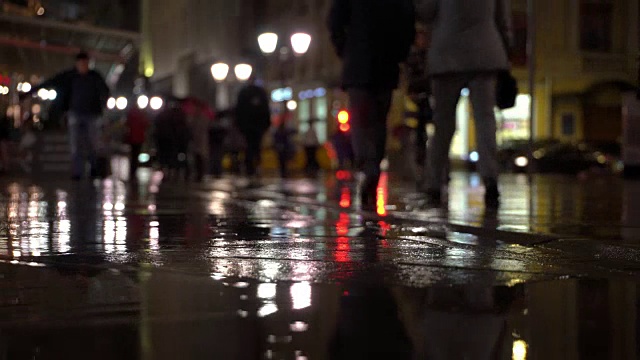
[469,151,479,163]
[138,153,151,163]
[314,87,327,97]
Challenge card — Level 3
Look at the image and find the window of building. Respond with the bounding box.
[580,0,613,52]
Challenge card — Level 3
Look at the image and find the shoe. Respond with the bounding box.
[484,182,500,208]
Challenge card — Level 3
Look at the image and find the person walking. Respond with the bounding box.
[0,105,12,173]
[272,110,296,178]
[405,22,433,187]
[124,106,150,181]
[302,118,320,175]
[23,52,110,180]
[235,77,271,178]
[328,0,415,210]
[419,0,512,207]
[185,98,211,182]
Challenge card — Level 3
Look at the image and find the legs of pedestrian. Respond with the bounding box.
[129,143,142,181]
[194,153,204,182]
[425,75,466,203]
[278,151,288,178]
[305,146,319,174]
[468,73,500,206]
[68,114,84,180]
[349,89,393,209]
[243,132,262,177]
[87,117,102,178]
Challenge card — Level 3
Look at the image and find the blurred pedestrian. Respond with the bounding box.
[419,0,512,207]
[124,105,150,181]
[330,130,354,170]
[22,52,110,180]
[155,98,190,180]
[328,0,415,210]
[235,76,271,178]
[185,98,211,182]
[405,22,433,187]
[273,110,296,178]
[303,118,320,174]
[209,108,231,178]
[0,105,12,173]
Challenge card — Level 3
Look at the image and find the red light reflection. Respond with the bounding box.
[335,212,350,262]
[339,187,351,208]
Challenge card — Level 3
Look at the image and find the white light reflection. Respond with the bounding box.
[260,260,280,280]
[234,282,250,289]
[257,283,277,299]
[258,303,278,317]
[290,321,309,332]
[290,282,312,310]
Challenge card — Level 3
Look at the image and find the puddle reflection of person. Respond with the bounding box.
[395,284,521,359]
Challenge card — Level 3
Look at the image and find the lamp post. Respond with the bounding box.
[210,62,253,109]
[257,31,312,90]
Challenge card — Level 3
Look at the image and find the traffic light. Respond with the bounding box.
[337,110,350,132]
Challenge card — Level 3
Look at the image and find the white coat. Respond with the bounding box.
[418,0,513,75]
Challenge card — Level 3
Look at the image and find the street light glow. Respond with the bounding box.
[286,100,297,111]
[211,63,230,82]
[234,64,253,81]
[137,95,149,109]
[20,82,32,93]
[107,97,116,109]
[37,88,49,100]
[291,33,312,55]
[116,97,128,110]
[258,32,279,54]
[48,90,57,100]
[150,96,163,110]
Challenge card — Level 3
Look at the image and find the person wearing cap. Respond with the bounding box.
[23,52,110,180]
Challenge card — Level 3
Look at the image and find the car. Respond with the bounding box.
[468,140,611,174]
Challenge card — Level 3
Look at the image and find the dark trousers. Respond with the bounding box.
[129,143,142,180]
[304,146,319,172]
[415,98,432,167]
[193,153,205,182]
[348,89,393,202]
[277,151,288,178]
[209,145,225,177]
[243,131,264,176]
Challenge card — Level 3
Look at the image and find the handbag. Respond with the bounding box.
[496,70,518,110]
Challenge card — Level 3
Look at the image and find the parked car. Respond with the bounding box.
[468,140,611,174]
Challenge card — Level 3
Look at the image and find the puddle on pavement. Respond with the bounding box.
[0,264,637,360]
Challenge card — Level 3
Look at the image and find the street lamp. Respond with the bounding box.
[258,33,279,54]
[290,33,312,55]
[137,95,149,109]
[234,64,253,82]
[211,63,230,82]
[258,32,312,56]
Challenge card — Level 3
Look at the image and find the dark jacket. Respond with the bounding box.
[30,69,110,116]
[235,84,271,135]
[328,0,416,90]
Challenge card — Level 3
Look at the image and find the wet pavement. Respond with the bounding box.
[0,168,639,359]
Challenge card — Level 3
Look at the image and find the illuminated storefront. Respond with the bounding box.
[449,91,532,160]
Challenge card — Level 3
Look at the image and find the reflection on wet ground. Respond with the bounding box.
[0,170,638,359]
[0,263,637,359]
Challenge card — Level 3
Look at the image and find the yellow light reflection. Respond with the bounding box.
[513,340,528,360]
